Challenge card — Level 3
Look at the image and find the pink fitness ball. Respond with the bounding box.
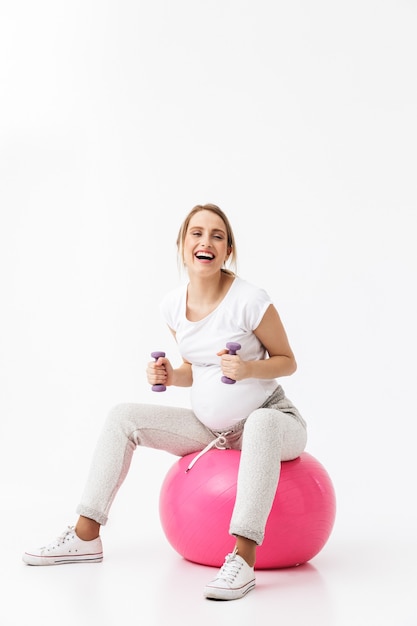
[159,449,336,569]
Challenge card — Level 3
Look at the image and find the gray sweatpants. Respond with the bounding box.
[76,385,307,545]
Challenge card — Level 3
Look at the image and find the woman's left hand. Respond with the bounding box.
[217,349,246,382]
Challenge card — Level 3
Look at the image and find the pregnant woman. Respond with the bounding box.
[23,203,307,602]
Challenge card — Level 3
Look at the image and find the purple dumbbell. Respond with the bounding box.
[221,342,241,384]
[151,351,166,392]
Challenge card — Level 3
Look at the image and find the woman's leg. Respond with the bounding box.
[76,402,215,529]
[204,408,307,600]
[229,408,307,558]
[23,402,214,565]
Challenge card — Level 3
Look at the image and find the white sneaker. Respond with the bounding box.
[204,547,256,600]
[23,526,103,566]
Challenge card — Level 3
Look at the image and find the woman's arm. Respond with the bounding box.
[146,328,193,388]
[219,304,297,381]
[169,359,193,387]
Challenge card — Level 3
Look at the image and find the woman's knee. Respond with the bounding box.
[246,408,285,431]
[105,403,144,431]
[245,408,305,443]
[242,409,284,445]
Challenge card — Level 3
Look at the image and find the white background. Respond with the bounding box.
[1,1,416,624]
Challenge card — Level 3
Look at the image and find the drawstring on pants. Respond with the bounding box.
[185,431,232,472]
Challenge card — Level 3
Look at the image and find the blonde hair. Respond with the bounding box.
[176,204,237,275]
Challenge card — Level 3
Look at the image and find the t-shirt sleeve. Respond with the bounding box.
[241,284,273,331]
[159,292,173,329]
[159,286,184,331]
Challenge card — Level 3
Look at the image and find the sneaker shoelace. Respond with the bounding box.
[40,526,75,552]
[216,550,243,583]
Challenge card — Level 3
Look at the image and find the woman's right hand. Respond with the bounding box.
[147,355,173,388]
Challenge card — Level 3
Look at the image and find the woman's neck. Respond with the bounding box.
[186,272,235,321]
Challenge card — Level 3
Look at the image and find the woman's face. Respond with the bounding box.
[183,210,231,276]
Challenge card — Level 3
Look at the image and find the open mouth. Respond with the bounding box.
[195,251,215,261]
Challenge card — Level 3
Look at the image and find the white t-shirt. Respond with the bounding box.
[159,276,278,431]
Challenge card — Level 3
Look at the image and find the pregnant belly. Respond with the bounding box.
[190,365,272,430]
